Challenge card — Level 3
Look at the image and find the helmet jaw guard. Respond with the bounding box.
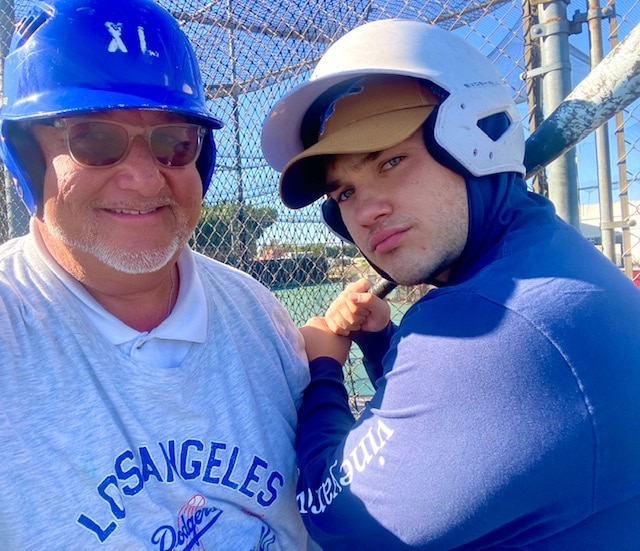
[0,0,223,215]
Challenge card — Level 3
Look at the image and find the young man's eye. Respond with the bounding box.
[381,156,403,170]
[340,188,355,202]
[332,188,354,203]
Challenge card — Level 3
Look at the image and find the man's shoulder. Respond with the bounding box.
[0,234,33,276]
[0,233,29,257]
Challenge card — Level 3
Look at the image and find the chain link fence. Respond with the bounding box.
[1,0,639,411]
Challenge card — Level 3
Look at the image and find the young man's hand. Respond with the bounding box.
[325,278,391,336]
[299,317,351,364]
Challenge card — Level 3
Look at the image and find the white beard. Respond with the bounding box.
[78,235,186,274]
[43,210,193,275]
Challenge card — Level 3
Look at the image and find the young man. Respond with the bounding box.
[262,19,640,549]
[0,0,312,548]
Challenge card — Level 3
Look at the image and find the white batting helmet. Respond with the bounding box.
[262,18,525,209]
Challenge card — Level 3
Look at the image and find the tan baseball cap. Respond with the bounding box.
[279,75,439,208]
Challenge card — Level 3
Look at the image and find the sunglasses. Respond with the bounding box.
[44,118,207,169]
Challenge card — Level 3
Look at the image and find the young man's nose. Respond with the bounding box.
[352,186,393,227]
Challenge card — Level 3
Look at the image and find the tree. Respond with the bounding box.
[191,201,278,266]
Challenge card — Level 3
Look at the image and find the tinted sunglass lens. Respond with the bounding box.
[150,125,204,167]
[67,121,129,167]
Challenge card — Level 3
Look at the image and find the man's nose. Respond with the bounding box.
[113,136,165,195]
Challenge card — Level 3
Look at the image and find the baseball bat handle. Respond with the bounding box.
[370,278,396,298]
[524,21,640,178]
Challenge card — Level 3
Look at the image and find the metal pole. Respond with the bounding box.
[537,0,580,227]
[522,0,548,197]
[607,6,635,277]
[587,0,616,263]
[227,0,248,271]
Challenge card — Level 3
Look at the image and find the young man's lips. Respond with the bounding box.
[369,227,408,254]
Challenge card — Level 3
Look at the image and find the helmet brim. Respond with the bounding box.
[2,87,223,129]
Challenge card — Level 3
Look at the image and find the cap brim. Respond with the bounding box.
[262,69,425,172]
[279,104,433,208]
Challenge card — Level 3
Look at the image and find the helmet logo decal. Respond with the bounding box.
[137,26,159,58]
[318,79,363,138]
[105,22,159,58]
[106,22,127,53]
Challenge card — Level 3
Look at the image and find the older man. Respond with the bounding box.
[0,0,312,548]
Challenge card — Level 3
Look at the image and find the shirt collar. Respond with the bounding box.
[30,221,207,345]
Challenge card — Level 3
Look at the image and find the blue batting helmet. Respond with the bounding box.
[0,0,223,214]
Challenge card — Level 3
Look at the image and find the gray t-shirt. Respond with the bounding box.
[0,232,311,549]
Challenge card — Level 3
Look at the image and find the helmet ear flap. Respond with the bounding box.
[2,122,46,214]
[196,130,216,196]
[321,198,354,245]
[422,107,473,179]
[422,106,516,178]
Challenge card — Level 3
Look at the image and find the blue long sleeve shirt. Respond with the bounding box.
[295,173,640,549]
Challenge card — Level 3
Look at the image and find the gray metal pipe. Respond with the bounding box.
[538,0,580,227]
[588,0,617,263]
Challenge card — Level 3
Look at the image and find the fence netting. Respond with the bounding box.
[1,0,639,411]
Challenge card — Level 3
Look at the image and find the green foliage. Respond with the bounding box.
[192,201,278,265]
